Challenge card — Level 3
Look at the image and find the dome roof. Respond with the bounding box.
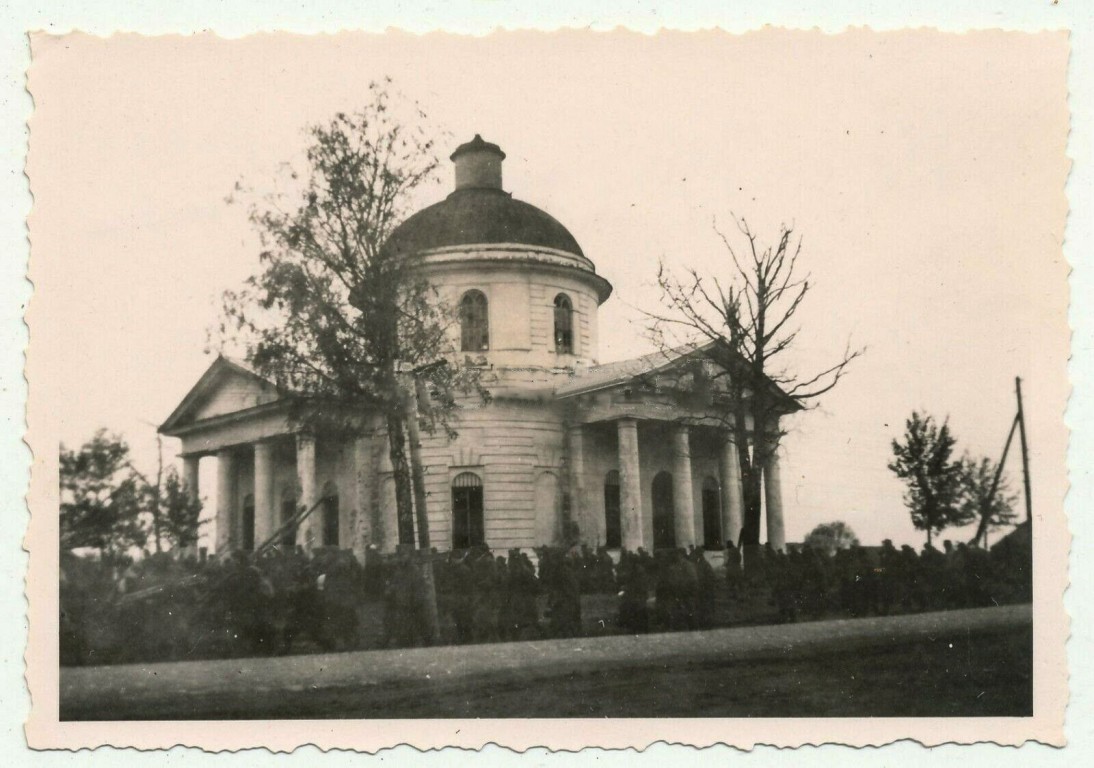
[384,187,585,258]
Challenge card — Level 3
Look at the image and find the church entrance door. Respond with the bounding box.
[452,473,485,549]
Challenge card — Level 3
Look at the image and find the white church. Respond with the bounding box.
[159,136,796,562]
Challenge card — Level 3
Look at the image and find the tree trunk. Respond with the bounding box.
[403,380,440,645]
[386,412,416,547]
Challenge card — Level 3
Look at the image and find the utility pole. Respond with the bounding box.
[971,413,1019,547]
[1015,377,1033,524]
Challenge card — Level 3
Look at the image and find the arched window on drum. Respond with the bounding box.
[459,290,489,352]
[553,293,574,354]
[451,472,485,549]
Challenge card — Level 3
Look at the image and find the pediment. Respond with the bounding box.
[160,357,284,435]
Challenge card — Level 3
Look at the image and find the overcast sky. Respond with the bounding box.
[28,29,1070,547]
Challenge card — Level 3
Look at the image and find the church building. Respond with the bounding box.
[159,136,796,561]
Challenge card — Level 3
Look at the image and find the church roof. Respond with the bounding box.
[556,341,803,412]
[555,346,694,398]
[383,187,585,258]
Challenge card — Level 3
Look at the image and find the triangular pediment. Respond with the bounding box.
[159,356,284,435]
[556,341,800,413]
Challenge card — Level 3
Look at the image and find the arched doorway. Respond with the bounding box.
[241,494,255,551]
[451,472,485,549]
[701,476,722,550]
[603,470,621,548]
[321,482,339,547]
[652,471,676,550]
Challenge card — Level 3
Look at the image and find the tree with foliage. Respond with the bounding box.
[889,412,973,546]
[60,430,147,560]
[127,434,204,553]
[220,81,483,549]
[959,454,1018,546]
[649,217,862,557]
[803,521,859,558]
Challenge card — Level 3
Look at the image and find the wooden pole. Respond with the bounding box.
[1015,377,1033,524]
[971,413,1019,547]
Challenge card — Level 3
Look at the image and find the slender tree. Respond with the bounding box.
[648,217,862,556]
[59,430,147,560]
[127,432,205,553]
[889,412,972,546]
[959,454,1018,546]
[219,81,483,549]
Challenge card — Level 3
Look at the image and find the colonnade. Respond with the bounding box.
[567,418,786,553]
[182,434,326,555]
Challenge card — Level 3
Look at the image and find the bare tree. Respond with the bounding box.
[648,216,862,557]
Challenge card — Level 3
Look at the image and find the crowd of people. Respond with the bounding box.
[59,529,1031,667]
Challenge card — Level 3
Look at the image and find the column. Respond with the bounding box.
[617,418,644,551]
[253,442,275,548]
[215,450,236,554]
[568,425,599,546]
[719,435,744,547]
[182,455,200,502]
[296,434,317,550]
[764,449,786,552]
[351,434,373,563]
[179,456,201,557]
[672,425,697,549]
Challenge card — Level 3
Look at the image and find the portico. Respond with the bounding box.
[565,414,784,554]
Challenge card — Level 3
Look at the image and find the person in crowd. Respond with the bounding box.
[616,549,651,634]
[690,547,717,629]
[724,541,743,601]
[545,550,582,638]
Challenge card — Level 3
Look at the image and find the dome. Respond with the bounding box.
[384,187,585,258]
[383,135,585,259]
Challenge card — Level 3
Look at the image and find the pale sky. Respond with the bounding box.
[28,29,1070,547]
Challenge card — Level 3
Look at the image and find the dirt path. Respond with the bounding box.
[61,604,1031,720]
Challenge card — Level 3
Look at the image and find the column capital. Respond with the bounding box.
[673,423,691,457]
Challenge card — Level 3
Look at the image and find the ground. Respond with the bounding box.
[60,604,1031,720]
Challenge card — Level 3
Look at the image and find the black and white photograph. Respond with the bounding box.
[22,24,1071,751]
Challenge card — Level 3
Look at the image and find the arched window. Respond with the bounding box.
[603,470,622,548]
[553,293,574,354]
[701,476,722,550]
[460,290,489,352]
[321,482,339,547]
[280,488,298,548]
[242,493,256,551]
[451,472,485,549]
[652,471,676,550]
